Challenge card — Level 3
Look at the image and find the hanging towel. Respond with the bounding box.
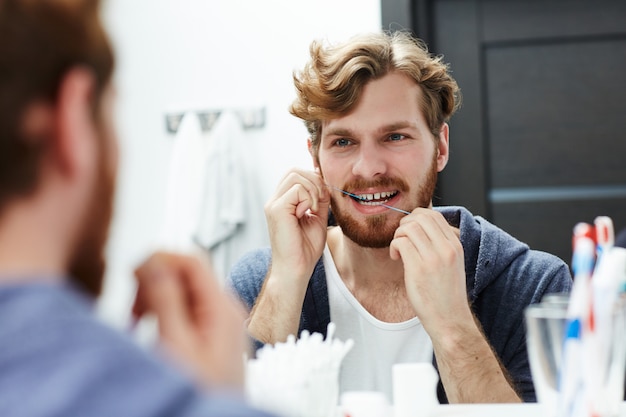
[159,112,210,251]
[195,111,269,283]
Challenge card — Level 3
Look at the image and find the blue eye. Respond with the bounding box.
[388,133,405,141]
[334,138,352,147]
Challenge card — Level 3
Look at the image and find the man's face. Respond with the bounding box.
[68,85,118,296]
[316,72,448,248]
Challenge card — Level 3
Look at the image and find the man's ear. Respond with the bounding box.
[436,123,450,172]
[307,138,320,169]
[54,67,98,178]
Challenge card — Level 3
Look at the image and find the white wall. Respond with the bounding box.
[98,0,382,327]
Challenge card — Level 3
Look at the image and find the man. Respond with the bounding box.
[0,1,272,416]
[228,31,573,404]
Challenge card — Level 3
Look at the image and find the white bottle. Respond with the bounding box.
[392,362,439,417]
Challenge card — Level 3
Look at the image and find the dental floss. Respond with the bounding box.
[328,185,411,215]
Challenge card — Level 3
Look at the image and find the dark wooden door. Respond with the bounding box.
[383,0,626,264]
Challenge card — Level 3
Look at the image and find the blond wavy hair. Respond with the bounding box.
[289,31,461,156]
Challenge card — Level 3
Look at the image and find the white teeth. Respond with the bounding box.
[355,191,397,202]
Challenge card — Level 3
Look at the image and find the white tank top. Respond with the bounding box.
[323,246,434,402]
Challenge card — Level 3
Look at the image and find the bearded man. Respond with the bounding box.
[228,31,573,404]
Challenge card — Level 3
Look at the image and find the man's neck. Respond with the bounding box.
[326,226,417,322]
[327,226,405,290]
[0,198,69,282]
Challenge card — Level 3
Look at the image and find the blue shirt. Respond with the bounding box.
[0,282,274,417]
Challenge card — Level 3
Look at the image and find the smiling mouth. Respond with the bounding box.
[349,191,399,206]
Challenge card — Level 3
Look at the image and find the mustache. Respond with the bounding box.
[342,177,409,193]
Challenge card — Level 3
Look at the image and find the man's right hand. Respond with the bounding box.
[247,169,330,344]
[264,168,330,279]
[132,251,249,391]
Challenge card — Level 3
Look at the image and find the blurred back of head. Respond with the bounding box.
[0,0,114,216]
[0,0,116,296]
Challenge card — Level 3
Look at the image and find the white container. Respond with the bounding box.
[340,391,389,417]
[392,362,439,417]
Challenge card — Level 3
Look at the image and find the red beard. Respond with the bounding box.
[331,151,438,248]
[67,128,116,297]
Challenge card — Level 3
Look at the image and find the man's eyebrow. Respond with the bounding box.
[323,127,354,138]
[324,121,418,138]
[377,121,419,133]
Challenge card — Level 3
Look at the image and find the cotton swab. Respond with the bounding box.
[327,185,411,215]
[246,322,354,417]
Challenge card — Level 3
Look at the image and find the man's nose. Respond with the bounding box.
[351,141,388,179]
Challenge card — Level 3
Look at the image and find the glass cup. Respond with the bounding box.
[525,297,626,417]
[524,303,568,417]
[599,298,626,417]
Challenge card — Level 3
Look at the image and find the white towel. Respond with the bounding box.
[159,112,210,251]
[195,111,269,283]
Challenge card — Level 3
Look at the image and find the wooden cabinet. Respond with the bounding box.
[383,0,626,263]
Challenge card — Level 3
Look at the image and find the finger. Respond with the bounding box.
[393,218,430,259]
[142,252,221,329]
[313,168,331,204]
[173,254,221,329]
[415,212,463,261]
[315,171,331,208]
[397,216,464,275]
[274,170,325,212]
[132,252,168,319]
[292,168,327,201]
[389,236,410,261]
[138,251,219,298]
[401,209,459,243]
[397,211,455,253]
[427,210,460,242]
[174,257,247,387]
[131,280,146,319]
[281,183,316,219]
[134,259,194,345]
